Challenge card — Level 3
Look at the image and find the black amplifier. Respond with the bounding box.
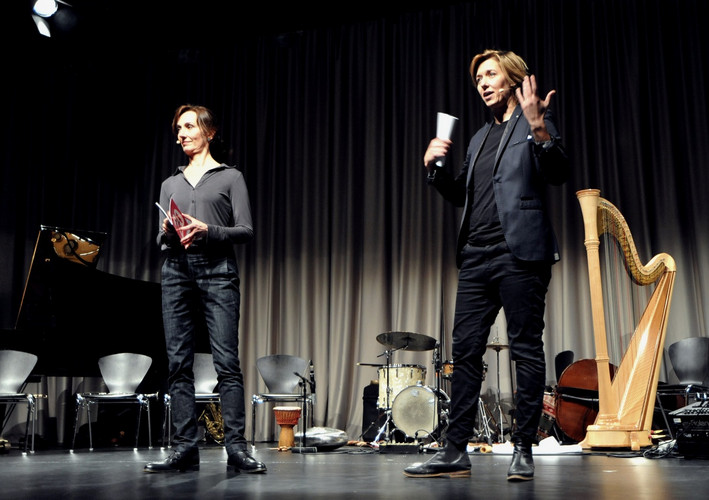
[670,399,709,458]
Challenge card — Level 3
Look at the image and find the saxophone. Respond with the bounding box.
[199,403,225,445]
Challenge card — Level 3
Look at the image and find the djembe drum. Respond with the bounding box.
[273,406,302,448]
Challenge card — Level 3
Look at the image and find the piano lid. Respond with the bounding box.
[9,226,166,378]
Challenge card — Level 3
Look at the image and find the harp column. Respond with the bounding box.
[577,189,618,422]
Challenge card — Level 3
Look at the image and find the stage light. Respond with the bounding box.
[32,0,58,18]
[30,1,77,39]
[32,15,51,37]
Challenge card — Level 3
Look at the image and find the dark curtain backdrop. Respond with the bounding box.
[2,0,708,443]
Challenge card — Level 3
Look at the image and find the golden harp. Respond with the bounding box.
[576,189,676,450]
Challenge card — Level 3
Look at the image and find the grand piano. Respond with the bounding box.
[3,226,167,382]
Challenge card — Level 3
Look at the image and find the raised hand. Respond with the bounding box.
[515,75,556,142]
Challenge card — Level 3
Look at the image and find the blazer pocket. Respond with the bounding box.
[519,196,542,209]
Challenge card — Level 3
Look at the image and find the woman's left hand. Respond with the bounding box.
[515,74,556,142]
[178,214,208,249]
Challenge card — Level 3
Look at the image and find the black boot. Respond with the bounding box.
[144,449,200,473]
[403,445,471,478]
[507,441,534,481]
[227,450,267,473]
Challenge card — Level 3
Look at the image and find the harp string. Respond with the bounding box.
[599,208,653,369]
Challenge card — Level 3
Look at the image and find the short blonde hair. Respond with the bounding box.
[469,49,530,89]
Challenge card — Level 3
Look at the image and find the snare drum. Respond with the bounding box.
[377,364,426,408]
[391,385,449,438]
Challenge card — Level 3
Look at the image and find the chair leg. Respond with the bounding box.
[251,399,257,446]
[251,401,255,446]
[30,396,36,453]
[146,400,153,449]
[23,398,31,454]
[86,402,94,451]
[71,397,82,451]
[135,399,143,449]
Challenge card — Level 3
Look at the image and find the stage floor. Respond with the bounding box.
[1,442,708,499]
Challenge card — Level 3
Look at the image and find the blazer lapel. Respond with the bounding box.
[493,106,523,174]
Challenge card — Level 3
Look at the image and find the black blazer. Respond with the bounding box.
[429,105,569,267]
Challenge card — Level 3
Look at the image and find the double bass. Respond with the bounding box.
[554,359,616,443]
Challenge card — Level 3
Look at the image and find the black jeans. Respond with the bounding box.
[162,251,247,455]
[445,241,551,448]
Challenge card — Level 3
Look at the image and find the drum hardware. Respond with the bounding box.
[372,408,394,444]
[466,361,494,445]
[473,398,495,445]
[431,341,447,445]
[367,331,438,444]
[486,339,510,443]
[374,331,436,410]
[371,347,398,443]
[383,341,451,446]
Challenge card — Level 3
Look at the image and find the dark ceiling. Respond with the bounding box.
[17,1,464,45]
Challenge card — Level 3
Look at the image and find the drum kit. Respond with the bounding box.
[359,331,511,446]
[358,331,448,444]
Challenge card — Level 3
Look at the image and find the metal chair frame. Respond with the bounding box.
[0,350,40,454]
[71,353,155,451]
[250,354,314,445]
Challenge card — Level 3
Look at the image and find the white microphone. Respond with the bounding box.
[435,112,458,167]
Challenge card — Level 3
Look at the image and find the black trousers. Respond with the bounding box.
[445,241,551,448]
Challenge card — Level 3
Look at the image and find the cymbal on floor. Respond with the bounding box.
[376,331,437,351]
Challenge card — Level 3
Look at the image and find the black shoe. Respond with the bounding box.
[144,449,200,473]
[403,447,471,478]
[507,442,534,481]
[227,450,267,473]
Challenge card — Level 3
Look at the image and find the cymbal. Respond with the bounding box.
[486,342,509,351]
[376,331,437,351]
[356,362,383,367]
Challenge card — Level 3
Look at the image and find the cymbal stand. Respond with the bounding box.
[469,361,492,444]
[372,348,394,443]
[432,342,446,443]
[475,398,494,445]
[491,343,506,443]
[372,409,393,443]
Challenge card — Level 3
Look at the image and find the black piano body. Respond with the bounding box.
[2,226,167,384]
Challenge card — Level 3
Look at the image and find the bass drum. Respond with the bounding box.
[391,385,449,439]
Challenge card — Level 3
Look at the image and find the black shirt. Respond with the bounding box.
[468,122,506,245]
